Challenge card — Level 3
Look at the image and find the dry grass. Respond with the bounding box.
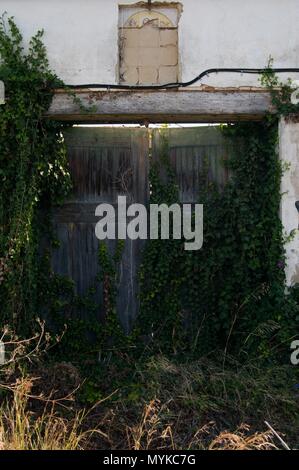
[126,399,176,450]
[0,353,297,450]
[0,377,109,450]
[124,401,280,451]
[0,387,280,451]
[209,424,277,450]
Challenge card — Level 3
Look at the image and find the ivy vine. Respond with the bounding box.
[1,16,298,363]
[0,16,71,333]
[138,89,299,358]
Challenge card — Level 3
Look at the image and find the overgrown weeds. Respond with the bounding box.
[0,379,87,450]
[0,352,297,450]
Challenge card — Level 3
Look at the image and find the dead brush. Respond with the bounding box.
[209,424,278,450]
[0,377,111,450]
[126,399,175,450]
[0,325,113,450]
[126,399,161,450]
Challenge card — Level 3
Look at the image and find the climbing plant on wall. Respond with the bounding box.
[0,17,130,356]
[1,15,298,362]
[0,16,71,332]
[138,120,297,358]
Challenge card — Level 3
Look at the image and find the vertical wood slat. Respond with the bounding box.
[51,127,149,331]
[152,126,232,203]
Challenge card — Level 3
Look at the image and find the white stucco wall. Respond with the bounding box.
[0,0,298,87]
[279,118,299,286]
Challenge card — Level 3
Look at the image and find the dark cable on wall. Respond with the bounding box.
[63,67,299,90]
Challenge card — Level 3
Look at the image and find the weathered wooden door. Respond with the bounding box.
[52,127,148,332]
[52,125,230,330]
[152,126,231,203]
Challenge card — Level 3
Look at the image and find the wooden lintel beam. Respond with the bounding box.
[45,88,274,123]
